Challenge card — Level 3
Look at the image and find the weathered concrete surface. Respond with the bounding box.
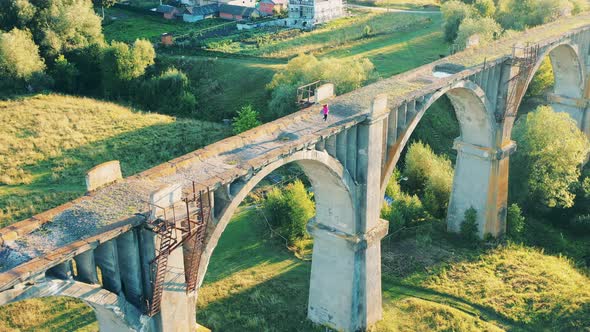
[86,160,123,192]
[0,278,148,331]
[316,83,335,103]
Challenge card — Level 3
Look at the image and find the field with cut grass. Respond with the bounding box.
[102,7,231,42]
[202,12,443,59]
[348,0,440,10]
[0,94,228,227]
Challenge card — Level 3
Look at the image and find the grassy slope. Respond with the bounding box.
[161,13,446,119]
[0,94,228,227]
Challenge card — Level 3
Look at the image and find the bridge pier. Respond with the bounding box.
[447,139,516,237]
[307,96,389,331]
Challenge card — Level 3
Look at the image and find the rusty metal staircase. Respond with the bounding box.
[505,43,540,118]
[185,190,211,293]
[147,218,176,316]
[144,185,211,317]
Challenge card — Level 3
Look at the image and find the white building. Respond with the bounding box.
[287,0,343,27]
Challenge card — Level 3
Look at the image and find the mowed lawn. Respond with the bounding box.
[0,95,228,227]
[348,0,440,10]
[102,7,232,42]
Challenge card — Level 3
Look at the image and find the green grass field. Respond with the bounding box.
[348,0,440,10]
[102,7,231,42]
[4,209,588,331]
[0,94,228,227]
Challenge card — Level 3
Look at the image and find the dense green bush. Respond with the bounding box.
[0,28,45,90]
[569,214,590,234]
[403,141,454,218]
[262,180,315,244]
[460,207,479,243]
[510,106,590,209]
[267,54,375,119]
[525,57,554,99]
[454,17,501,48]
[382,191,430,234]
[232,105,261,134]
[136,68,196,116]
[441,0,474,42]
[507,203,525,239]
[101,39,155,96]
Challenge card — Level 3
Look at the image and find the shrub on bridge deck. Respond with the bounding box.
[510,106,590,210]
[262,180,315,244]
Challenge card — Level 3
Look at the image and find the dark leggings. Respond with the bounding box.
[323,114,328,121]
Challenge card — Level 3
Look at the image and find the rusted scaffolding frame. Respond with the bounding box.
[143,184,211,317]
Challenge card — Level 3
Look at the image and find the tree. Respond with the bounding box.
[454,17,501,48]
[460,207,479,244]
[525,57,554,99]
[33,0,104,58]
[93,0,117,19]
[404,141,454,218]
[506,203,525,239]
[473,0,496,17]
[441,0,474,42]
[50,54,79,93]
[496,0,575,30]
[137,68,196,116]
[262,180,315,244]
[267,54,374,119]
[101,39,155,96]
[232,105,262,134]
[0,28,45,89]
[510,106,590,209]
[0,0,36,29]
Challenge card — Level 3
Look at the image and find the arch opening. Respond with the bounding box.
[381,79,497,237]
[195,150,356,330]
[517,43,586,126]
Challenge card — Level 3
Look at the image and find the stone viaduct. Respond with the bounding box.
[1,14,589,332]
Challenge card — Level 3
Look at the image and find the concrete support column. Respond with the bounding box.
[73,250,98,284]
[149,185,196,332]
[447,139,516,237]
[95,240,122,294]
[116,230,144,309]
[307,95,389,332]
[46,261,73,280]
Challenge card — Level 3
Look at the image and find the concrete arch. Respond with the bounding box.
[0,278,147,331]
[197,149,356,287]
[520,42,586,125]
[381,79,495,196]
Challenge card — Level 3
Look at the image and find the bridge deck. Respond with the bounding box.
[1,14,589,290]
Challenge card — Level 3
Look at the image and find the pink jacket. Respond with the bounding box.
[322,105,329,115]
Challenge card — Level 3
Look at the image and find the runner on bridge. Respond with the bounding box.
[322,104,329,121]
